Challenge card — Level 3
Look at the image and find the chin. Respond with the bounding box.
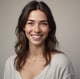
[31,41,44,46]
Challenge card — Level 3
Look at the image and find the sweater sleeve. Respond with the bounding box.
[59,61,75,79]
[3,55,16,79]
[55,54,75,79]
[4,58,12,79]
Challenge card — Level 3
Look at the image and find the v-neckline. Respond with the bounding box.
[34,64,49,79]
[18,64,49,79]
[18,53,61,79]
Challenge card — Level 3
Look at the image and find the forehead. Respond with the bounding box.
[27,10,48,21]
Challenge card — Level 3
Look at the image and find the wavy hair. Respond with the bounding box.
[14,0,60,71]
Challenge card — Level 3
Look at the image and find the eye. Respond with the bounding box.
[26,21,34,26]
[40,22,48,26]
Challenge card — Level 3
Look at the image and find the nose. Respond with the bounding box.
[34,24,41,33]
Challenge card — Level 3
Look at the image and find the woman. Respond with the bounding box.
[4,0,75,79]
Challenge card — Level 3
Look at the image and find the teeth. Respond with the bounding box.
[32,35,41,38]
[31,34,42,40]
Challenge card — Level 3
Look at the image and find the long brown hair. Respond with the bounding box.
[14,1,60,71]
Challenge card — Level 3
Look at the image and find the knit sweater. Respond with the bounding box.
[4,53,75,79]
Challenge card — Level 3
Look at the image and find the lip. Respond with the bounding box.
[31,34,43,40]
[31,34,43,36]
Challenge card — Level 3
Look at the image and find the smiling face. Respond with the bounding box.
[24,10,50,46]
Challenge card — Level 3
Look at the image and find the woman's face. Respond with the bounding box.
[24,10,50,46]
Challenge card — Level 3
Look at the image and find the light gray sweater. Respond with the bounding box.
[4,53,75,79]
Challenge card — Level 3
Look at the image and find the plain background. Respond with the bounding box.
[0,0,80,79]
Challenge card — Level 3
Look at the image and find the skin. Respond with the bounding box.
[20,10,50,79]
[24,10,50,57]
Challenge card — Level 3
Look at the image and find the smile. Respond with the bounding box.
[31,34,43,40]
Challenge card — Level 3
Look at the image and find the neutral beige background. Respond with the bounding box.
[0,0,80,79]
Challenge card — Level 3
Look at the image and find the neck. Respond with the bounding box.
[28,44,45,57]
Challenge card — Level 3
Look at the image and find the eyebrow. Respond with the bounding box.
[27,19,48,22]
[40,20,48,23]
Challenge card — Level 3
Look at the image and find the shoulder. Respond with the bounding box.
[5,54,16,68]
[50,53,75,78]
[4,54,17,76]
[51,53,73,67]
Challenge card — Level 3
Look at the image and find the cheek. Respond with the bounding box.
[24,26,32,34]
[42,27,50,34]
[24,26,32,39]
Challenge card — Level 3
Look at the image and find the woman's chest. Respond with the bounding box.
[20,58,46,79]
